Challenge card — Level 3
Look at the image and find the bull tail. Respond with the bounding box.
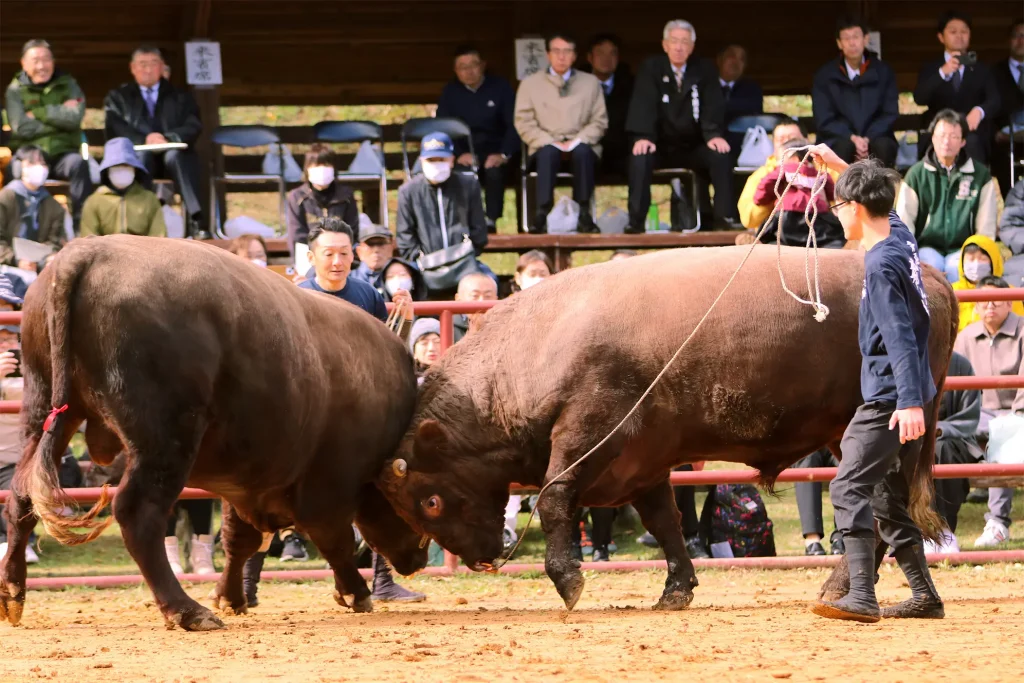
[16,248,113,545]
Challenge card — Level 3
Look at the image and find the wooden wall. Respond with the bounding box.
[1,0,1018,107]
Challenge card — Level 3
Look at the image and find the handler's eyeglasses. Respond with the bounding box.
[829,200,851,215]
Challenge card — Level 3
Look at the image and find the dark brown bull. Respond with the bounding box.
[379,246,956,611]
[0,235,427,631]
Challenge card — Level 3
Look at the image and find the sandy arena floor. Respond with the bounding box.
[3,564,1022,682]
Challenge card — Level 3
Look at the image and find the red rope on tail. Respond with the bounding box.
[43,404,68,433]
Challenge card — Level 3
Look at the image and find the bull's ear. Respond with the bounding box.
[414,419,448,458]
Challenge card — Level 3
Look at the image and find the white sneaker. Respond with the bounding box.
[190,534,216,575]
[974,519,1010,548]
[923,538,941,555]
[164,537,184,574]
[0,542,7,560]
[936,530,960,554]
[24,544,39,564]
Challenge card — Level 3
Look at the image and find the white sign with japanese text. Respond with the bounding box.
[515,38,548,81]
[185,41,222,86]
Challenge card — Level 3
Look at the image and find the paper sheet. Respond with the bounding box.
[13,237,54,264]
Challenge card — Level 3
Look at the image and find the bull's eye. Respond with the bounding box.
[422,495,444,519]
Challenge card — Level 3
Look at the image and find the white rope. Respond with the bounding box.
[492,147,834,569]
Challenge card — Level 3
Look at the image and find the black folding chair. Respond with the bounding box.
[209,125,284,239]
[400,117,475,179]
[313,120,390,229]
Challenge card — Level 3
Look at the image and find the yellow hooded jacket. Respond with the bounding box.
[952,234,1024,331]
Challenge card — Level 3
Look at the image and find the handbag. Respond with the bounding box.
[736,125,773,169]
[417,233,479,292]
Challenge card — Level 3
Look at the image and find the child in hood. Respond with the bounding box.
[80,137,165,237]
[952,234,1024,331]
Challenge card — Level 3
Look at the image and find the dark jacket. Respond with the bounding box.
[626,54,726,146]
[938,351,984,460]
[752,160,844,248]
[998,179,1024,254]
[0,181,67,266]
[436,74,519,159]
[396,173,487,261]
[913,56,1001,132]
[371,257,428,301]
[812,51,898,142]
[580,63,634,162]
[285,181,360,251]
[991,58,1024,134]
[722,78,763,124]
[103,78,202,145]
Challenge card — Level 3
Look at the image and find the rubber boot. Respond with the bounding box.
[243,551,266,607]
[164,537,184,575]
[881,544,944,619]
[370,552,426,603]
[811,535,880,622]
[190,534,216,575]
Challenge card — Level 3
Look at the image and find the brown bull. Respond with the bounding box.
[379,246,956,611]
[0,235,427,631]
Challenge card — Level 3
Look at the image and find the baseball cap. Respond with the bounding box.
[0,275,24,307]
[360,224,394,243]
[420,132,454,159]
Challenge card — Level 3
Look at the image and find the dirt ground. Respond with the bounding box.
[3,564,1022,683]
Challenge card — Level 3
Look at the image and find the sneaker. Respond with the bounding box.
[637,532,659,548]
[805,541,826,556]
[0,542,7,560]
[592,545,610,562]
[966,488,989,504]
[24,544,39,564]
[685,535,710,560]
[936,530,960,554]
[280,535,309,562]
[923,537,940,555]
[164,537,184,575]
[190,534,216,575]
[501,527,517,558]
[974,519,1009,548]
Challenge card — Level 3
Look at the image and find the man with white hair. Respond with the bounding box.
[625,20,741,233]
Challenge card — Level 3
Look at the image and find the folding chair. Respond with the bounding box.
[209,125,284,239]
[313,120,389,229]
[400,117,475,179]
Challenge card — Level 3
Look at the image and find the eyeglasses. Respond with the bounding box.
[829,200,851,215]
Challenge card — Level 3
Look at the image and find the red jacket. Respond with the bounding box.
[752,161,843,247]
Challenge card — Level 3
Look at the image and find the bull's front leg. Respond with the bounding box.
[632,478,698,610]
[305,522,373,613]
[538,477,585,611]
[209,500,263,614]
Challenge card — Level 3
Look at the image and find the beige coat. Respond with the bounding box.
[953,312,1024,415]
[513,69,608,157]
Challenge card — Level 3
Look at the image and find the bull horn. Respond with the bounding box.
[392,459,408,478]
[419,535,429,549]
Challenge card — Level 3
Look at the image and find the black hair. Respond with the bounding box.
[977,275,1010,289]
[772,118,807,137]
[834,159,901,218]
[13,145,46,166]
[131,45,163,61]
[308,216,354,247]
[611,249,638,259]
[453,43,481,60]
[546,32,576,52]
[588,33,621,53]
[835,14,869,39]
[1012,18,1024,35]
[717,44,747,59]
[962,243,987,258]
[937,10,971,34]
[928,108,969,141]
[303,143,336,172]
[21,39,52,58]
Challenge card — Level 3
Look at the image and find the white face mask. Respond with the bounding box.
[421,159,452,184]
[307,166,335,189]
[22,164,49,188]
[108,166,136,189]
[251,258,267,268]
[520,275,545,290]
[963,260,992,283]
[386,276,414,295]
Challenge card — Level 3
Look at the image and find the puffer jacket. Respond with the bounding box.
[952,234,1024,331]
[4,70,85,157]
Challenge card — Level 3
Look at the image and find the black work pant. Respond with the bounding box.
[572,507,617,549]
[628,141,736,229]
[531,144,597,229]
[673,464,716,538]
[933,436,977,533]
[831,401,927,550]
[138,148,203,221]
[826,135,899,169]
[166,498,214,537]
[794,448,839,538]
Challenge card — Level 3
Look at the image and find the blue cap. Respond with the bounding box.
[419,132,454,159]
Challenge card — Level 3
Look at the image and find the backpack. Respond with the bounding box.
[709,484,776,557]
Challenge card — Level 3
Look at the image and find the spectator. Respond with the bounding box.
[812,15,899,168]
[930,351,983,553]
[793,448,843,556]
[582,33,634,176]
[229,233,268,267]
[351,222,395,284]
[952,276,1022,548]
[409,317,441,377]
[0,145,67,269]
[0,277,37,565]
[80,138,165,237]
[717,44,763,157]
[163,501,216,575]
[453,271,497,342]
[512,249,553,293]
[103,46,205,237]
[610,248,638,261]
[951,235,1024,331]
[396,132,492,291]
[514,32,608,234]
[436,44,518,230]
[1001,180,1024,285]
[991,19,1024,200]
[373,257,428,302]
[895,109,998,282]
[913,11,1002,164]
[626,20,740,233]
[752,138,846,248]
[286,144,360,254]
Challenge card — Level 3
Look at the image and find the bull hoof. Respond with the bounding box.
[653,588,694,611]
[557,574,585,611]
[819,588,848,603]
[167,605,227,631]
[0,580,24,626]
[334,590,373,613]
[213,595,248,616]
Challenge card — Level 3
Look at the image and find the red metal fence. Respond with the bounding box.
[2,289,1024,589]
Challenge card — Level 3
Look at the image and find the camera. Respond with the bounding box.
[959,51,978,67]
[9,348,21,379]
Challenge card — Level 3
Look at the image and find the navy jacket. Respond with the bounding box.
[991,58,1024,133]
[626,55,726,146]
[580,64,634,161]
[859,212,936,410]
[436,74,519,159]
[914,56,1001,131]
[812,52,898,142]
[721,78,763,124]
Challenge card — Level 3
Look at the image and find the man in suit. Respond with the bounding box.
[626,19,740,233]
[812,15,899,167]
[992,19,1024,198]
[583,34,633,176]
[717,44,763,157]
[104,46,205,237]
[913,11,1002,165]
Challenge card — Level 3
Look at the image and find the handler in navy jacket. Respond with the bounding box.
[436,45,519,228]
[812,16,899,168]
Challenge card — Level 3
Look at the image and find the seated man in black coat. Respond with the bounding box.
[913,11,1002,164]
[583,34,634,176]
[991,19,1024,199]
[812,15,899,168]
[104,46,204,236]
[717,44,763,159]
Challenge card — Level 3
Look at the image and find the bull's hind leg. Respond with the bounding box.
[305,522,373,613]
[210,500,262,615]
[632,479,698,611]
